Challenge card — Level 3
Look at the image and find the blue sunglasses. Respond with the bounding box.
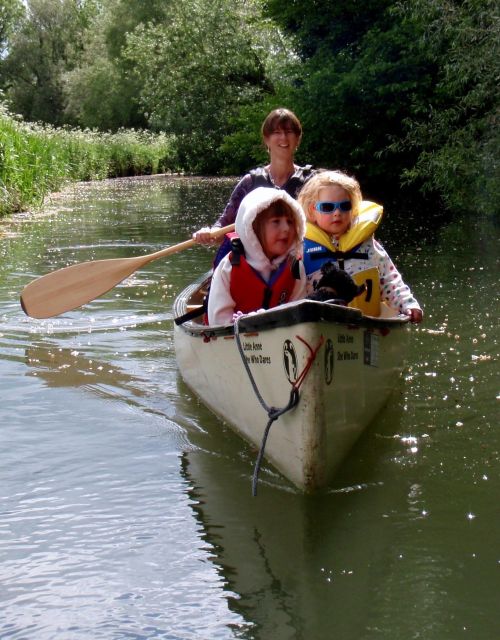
[314,200,352,214]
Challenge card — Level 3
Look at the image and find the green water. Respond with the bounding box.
[0,175,498,639]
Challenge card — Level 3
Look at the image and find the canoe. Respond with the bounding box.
[173,273,410,492]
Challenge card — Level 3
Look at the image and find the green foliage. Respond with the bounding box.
[63,33,146,130]
[392,0,500,216]
[260,0,499,216]
[1,0,497,222]
[0,100,176,216]
[103,0,168,60]
[236,0,434,198]
[0,0,24,60]
[3,0,98,125]
[63,0,168,130]
[217,6,302,174]
[218,103,270,175]
[2,0,294,176]
[281,5,436,197]
[0,103,64,213]
[264,0,393,58]
[124,0,275,173]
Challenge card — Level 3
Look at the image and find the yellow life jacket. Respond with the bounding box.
[349,267,381,316]
[305,201,384,316]
[305,200,383,252]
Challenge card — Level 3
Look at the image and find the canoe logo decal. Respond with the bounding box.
[324,339,334,385]
[283,340,298,383]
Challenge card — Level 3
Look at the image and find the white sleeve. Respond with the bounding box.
[207,257,237,325]
[374,239,422,313]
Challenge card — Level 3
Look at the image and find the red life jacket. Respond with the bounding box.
[229,249,300,313]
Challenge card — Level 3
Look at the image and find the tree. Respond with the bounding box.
[261,0,499,215]
[124,0,273,172]
[3,0,97,125]
[0,0,24,59]
[393,0,499,216]
[0,0,25,94]
[263,0,393,58]
[63,0,168,130]
[260,1,437,200]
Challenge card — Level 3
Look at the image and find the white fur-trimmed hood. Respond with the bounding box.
[235,187,306,281]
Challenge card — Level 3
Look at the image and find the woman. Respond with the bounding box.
[193,108,313,244]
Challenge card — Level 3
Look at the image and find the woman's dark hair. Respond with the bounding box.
[261,108,302,139]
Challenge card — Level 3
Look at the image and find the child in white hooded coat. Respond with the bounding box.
[207,187,307,326]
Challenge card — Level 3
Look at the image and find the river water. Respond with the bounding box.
[0,175,498,640]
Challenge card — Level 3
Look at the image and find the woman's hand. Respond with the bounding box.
[192,226,221,245]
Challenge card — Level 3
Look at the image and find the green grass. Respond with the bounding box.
[0,102,177,217]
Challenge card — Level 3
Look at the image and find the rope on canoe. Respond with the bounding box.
[234,318,324,496]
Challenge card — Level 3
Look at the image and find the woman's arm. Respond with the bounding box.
[214,174,253,228]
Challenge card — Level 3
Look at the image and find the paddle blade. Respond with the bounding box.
[20,256,145,319]
[20,223,235,318]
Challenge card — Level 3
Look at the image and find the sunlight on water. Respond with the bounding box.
[0,176,498,640]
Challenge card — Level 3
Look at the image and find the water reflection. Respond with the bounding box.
[181,450,396,638]
[179,388,415,639]
[25,341,149,401]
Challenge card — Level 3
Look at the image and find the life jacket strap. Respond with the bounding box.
[229,237,245,266]
[291,257,301,280]
[261,287,272,309]
[260,256,300,309]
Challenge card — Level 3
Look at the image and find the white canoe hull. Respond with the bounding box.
[174,274,410,491]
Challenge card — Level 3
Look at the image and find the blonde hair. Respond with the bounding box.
[298,170,362,222]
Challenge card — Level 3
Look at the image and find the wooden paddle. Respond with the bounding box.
[20,224,234,319]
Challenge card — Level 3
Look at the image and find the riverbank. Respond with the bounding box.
[0,102,176,218]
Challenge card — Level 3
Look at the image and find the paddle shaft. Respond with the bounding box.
[21,223,234,319]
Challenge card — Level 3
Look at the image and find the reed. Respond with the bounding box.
[0,102,176,217]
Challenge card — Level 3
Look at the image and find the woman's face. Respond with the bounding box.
[264,125,300,161]
[310,185,352,238]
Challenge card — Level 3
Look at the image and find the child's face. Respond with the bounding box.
[310,185,352,238]
[260,213,296,260]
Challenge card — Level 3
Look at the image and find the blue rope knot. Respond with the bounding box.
[268,407,280,421]
[252,387,301,496]
[268,387,300,421]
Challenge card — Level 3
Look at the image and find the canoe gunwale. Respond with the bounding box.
[173,272,410,338]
